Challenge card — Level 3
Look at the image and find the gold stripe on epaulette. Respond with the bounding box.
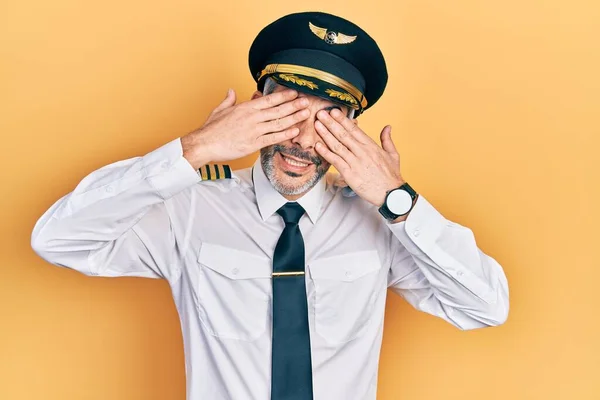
[198,164,232,180]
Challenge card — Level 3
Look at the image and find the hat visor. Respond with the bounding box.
[264,70,366,115]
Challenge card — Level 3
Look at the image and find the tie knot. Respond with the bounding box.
[276,202,305,224]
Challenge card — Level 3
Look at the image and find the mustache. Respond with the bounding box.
[273,144,323,167]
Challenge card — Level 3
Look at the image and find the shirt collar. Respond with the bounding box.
[252,156,325,224]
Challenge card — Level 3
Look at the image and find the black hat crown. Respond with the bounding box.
[249,12,388,116]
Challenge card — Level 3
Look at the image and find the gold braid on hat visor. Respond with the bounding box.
[258,64,367,110]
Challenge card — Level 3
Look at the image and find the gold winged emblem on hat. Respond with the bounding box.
[309,22,357,45]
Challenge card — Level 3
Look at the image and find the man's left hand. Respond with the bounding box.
[314,109,404,207]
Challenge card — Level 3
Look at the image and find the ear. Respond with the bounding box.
[251,90,263,100]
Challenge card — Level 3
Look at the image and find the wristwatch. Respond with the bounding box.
[378,182,418,220]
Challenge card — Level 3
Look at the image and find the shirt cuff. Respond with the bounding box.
[386,194,447,255]
[142,137,201,199]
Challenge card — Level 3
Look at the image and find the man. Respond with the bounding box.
[31,11,509,400]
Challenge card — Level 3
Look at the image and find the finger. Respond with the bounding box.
[314,120,356,163]
[329,108,372,145]
[259,108,310,134]
[258,127,300,148]
[258,97,309,122]
[315,141,350,173]
[251,89,298,110]
[212,89,236,114]
[380,125,398,156]
[316,110,363,154]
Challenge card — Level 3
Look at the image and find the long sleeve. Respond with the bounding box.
[31,137,201,281]
[386,195,509,330]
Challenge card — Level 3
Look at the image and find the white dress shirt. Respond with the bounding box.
[31,137,509,400]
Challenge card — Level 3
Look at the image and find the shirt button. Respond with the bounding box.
[457,271,464,277]
[106,185,113,193]
[413,229,420,237]
[345,271,352,278]
[232,268,239,275]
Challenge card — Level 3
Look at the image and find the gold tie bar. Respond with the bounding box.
[272,271,305,277]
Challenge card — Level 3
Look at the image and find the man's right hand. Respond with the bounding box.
[181,88,310,170]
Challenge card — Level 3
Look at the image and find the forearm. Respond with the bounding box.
[387,195,509,329]
[31,137,200,275]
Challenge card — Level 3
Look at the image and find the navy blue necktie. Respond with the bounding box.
[271,203,313,400]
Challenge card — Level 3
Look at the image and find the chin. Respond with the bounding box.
[261,145,329,196]
[269,168,317,196]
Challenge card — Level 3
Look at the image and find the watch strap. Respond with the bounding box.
[400,182,417,200]
[378,203,398,220]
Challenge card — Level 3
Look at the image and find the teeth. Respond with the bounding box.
[283,155,309,167]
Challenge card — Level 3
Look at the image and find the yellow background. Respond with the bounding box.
[1,0,599,399]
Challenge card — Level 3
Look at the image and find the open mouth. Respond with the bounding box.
[277,152,313,173]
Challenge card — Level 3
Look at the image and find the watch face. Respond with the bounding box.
[387,189,413,215]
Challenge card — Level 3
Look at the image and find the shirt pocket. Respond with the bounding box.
[308,250,383,344]
[196,242,272,341]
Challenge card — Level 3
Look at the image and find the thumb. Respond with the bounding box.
[380,125,398,156]
[212,88,237,114]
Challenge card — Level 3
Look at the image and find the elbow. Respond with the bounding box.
[31,233,55,265]
[477,272,510,328]
[489,277,510,327]
[31,230,47,259]
[491,291,510,326]
[31,218,52,261]
[30,233,92,276]
[478,288,510,329]
[31,228,62,266]
[455,290,509,331]
[484,301,509,328]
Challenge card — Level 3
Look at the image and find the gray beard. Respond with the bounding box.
[260,145,328,196]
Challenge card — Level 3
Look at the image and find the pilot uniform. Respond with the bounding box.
[31,11,509,400]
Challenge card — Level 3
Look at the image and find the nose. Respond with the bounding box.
[292,108,320,150]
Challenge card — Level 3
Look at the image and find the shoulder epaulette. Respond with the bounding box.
[198,164,232,180]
